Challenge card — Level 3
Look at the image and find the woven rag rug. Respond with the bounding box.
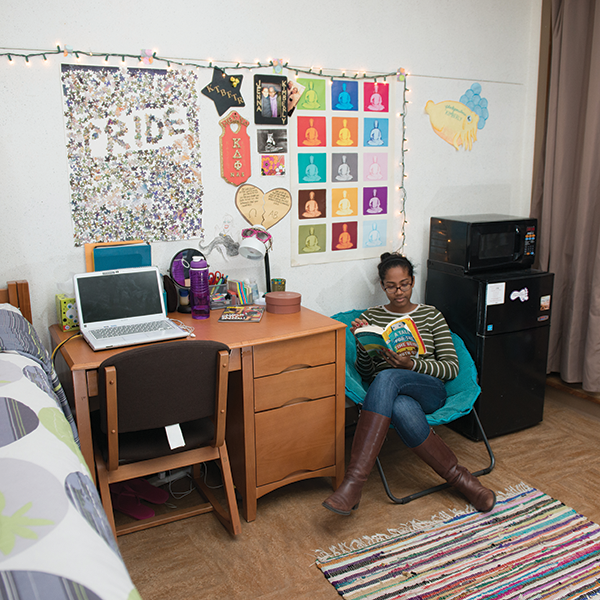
[316,485,600,599]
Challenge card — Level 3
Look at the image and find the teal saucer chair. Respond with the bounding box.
[331,309,495,505]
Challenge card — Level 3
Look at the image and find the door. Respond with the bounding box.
[476,270,554,335]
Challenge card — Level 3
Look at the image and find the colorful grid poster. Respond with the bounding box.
[290,78,396,265]
[61,65,203,246]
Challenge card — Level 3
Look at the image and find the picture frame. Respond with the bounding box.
[254,74,288,126]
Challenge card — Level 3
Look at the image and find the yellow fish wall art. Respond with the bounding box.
[425,100,479,151]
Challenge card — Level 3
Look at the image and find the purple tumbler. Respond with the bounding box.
[189,257,210,319]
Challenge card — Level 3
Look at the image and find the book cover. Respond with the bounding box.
[218,305,265,323]
[84,240,145,272]
[354,316,425,358]
[93,243,151,271]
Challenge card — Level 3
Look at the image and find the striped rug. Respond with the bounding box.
[316,485,600,599]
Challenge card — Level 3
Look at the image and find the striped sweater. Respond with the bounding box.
[355,304,459,383]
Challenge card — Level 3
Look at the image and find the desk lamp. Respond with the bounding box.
[238,225,273,293]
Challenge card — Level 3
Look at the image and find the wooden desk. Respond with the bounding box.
[50,307,346,522]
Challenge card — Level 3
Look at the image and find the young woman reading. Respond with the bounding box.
[323,252,496,515]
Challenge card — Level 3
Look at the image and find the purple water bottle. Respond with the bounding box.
[190,256,210,319]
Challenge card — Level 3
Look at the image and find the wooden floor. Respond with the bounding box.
[117,383,600,600]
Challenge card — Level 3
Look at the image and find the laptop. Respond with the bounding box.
[73,266,188,351]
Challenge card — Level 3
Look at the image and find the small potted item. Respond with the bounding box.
[265,291,301,314]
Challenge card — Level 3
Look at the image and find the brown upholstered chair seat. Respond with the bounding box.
[93,412,215,464]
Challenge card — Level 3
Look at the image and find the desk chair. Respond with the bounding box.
[93,340,241,537]
[331,309,494,504]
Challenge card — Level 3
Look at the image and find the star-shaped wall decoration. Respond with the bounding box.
[201,67,245,116]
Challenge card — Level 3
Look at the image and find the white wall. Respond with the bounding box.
[0,0,542,347]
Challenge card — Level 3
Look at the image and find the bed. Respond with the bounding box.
[0,280,140,599]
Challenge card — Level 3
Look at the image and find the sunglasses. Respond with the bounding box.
[242,228,273,249]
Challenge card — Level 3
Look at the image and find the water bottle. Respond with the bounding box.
[189,257,210,319]
[248,278,260,303]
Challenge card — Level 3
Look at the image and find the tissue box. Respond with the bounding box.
[55,294,79,331]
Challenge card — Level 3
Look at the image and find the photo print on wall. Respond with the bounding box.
[254,74,288,126]
[290,77,397,265]
[257,129,288,154]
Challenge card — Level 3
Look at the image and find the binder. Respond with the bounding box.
[84,240,148,272]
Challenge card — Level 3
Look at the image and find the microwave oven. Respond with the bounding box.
[428,214,537,273]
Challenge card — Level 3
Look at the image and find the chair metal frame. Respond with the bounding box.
[375,407,495,504]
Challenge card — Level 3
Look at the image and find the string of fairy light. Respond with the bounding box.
[1,45,410,253]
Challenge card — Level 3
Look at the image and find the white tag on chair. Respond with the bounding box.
[165,424,185,450]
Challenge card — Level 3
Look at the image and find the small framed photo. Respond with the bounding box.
[257,129,288,154]
[286,79,305,117]
[255,75,288,126]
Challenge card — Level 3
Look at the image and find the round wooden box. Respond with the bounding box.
[265,291,301,314]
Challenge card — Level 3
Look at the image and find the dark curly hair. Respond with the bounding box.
[377,252,415,282]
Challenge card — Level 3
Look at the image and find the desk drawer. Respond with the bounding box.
[255,396,336,487]
[254,364,336,412]
[253,331,336,378]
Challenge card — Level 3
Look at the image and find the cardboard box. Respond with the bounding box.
[55,294,80,331]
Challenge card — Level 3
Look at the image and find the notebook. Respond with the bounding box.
[73,266,188,351]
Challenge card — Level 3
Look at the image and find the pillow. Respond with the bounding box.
[0,303,23,315]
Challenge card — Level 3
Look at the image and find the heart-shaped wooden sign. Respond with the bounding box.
[235,184,291,230]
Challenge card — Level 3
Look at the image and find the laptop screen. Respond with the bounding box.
[76,269,163,325]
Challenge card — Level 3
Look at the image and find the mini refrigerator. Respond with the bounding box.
[425,262,554,440]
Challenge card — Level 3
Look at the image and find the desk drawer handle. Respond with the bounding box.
[279,364,311,374]
[279,397,313,408]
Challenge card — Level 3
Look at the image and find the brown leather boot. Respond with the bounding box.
[323,410,391,515]
[411,429,496,512]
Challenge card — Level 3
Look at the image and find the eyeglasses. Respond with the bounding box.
[242,228,273,250]
[383,281,413,293]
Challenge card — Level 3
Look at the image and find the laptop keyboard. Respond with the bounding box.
[91,320,173,340]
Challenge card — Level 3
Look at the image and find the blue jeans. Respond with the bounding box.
[362,369,447,448]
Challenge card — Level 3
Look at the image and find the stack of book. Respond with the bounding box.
[227,280,255,305]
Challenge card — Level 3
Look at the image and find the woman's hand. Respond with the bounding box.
[350,318,369,335]
[378,348,414,370]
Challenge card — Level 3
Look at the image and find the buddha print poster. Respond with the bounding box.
[290,77,397,265]
[61,65,203,245]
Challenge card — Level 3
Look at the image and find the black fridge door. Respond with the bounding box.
[451,324,550,440]
[475,270,554,335]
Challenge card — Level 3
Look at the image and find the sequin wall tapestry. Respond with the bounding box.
[290,78,395,265]
[61,65,203,245]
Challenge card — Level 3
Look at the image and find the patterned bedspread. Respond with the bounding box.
[0,309,78,446]
[0,307,140,599]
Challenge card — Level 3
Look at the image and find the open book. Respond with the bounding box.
[354,316,426,359]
